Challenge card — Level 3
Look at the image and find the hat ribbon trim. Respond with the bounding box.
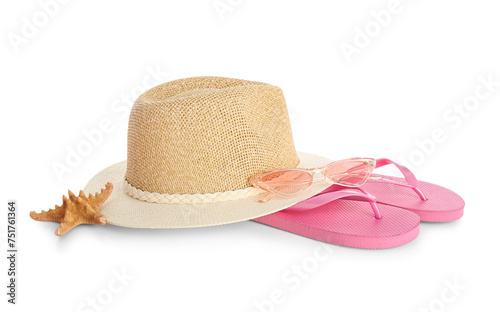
[123,178,265,204]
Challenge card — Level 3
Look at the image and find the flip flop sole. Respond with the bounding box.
[253,199,420,249]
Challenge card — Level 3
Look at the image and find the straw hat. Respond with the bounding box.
[84,76,333,228]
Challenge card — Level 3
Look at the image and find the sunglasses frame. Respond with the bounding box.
[249,158,377,200]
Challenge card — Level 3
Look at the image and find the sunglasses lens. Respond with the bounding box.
[261,170,312,196]
[325,160,372,186]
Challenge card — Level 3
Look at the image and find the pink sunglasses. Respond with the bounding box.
[249,158,378,203]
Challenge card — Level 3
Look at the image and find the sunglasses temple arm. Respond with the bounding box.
[259,192,276,203]
[325,173,382,183]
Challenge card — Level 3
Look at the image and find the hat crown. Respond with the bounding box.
[125,76,299,194]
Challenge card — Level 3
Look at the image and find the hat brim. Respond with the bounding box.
[84,151,333,228]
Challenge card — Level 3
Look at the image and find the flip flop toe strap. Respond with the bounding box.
[373,158,428,201]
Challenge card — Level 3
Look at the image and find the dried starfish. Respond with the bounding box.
[30,182,113,236]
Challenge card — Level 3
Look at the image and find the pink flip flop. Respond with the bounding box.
[253,189,420,249]
[355,158,464,222]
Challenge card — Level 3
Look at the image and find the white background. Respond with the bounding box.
[1,0,499,311]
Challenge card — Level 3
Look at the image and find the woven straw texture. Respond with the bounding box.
[84,76,335,228]
[126,76,299,194]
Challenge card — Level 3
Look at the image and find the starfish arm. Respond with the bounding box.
[54,220,74,236]
[30,195,69,222]
[31,182,113,236]
[94,182,114,208]
[86,182,114,211]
